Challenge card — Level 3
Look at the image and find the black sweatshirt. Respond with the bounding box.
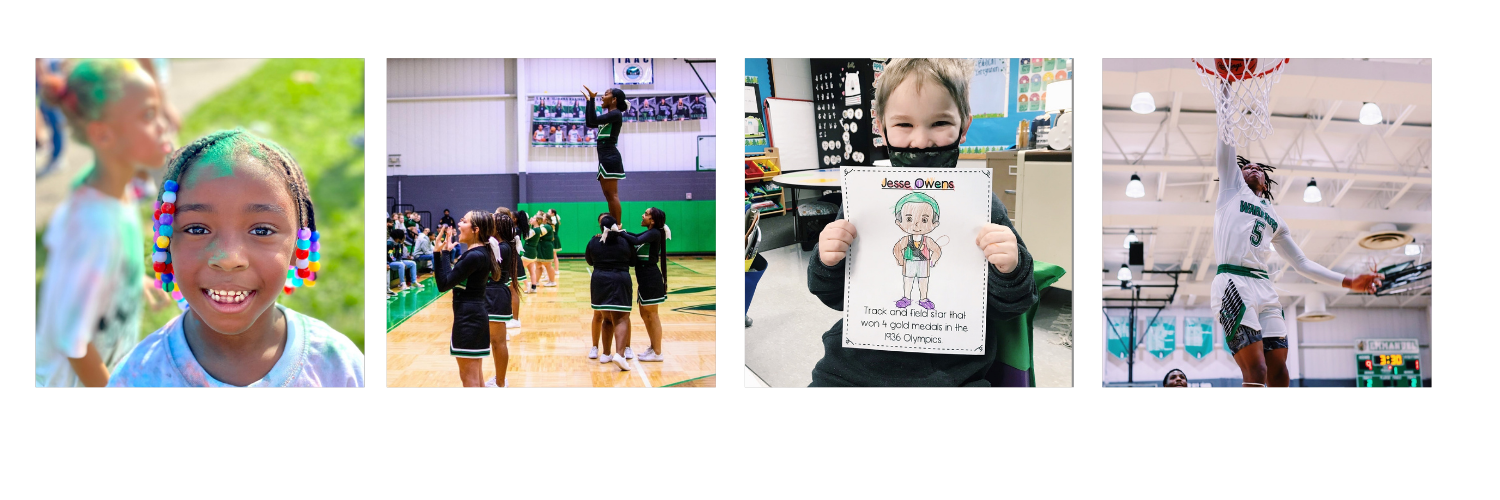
[433,246,491,303]
[807,192,1038,387]
[584,103,623,147]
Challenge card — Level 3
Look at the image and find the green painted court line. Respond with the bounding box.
[661,373,716,387]
[387,277,446,332]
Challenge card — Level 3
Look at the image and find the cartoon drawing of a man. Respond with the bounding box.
[891,192,944,310]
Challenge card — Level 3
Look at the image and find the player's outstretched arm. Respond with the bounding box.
[1272,230,1382,292]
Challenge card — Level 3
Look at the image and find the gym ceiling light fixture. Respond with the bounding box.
[1130,92,1155,114]
[1405,243,1421,256]
[1304,178,1322,203]
[1117,263,1132,282]
[1126,173,1145,198]
[1124,229,1139,248]
[1359,102,1383,125]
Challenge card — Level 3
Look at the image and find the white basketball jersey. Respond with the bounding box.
[1214,142,1284,272]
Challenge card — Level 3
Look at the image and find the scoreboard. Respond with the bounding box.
[1354,338,1422,387]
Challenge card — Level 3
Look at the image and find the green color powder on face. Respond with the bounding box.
[205,239,228,267]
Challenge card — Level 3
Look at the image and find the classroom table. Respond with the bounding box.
[770,168,842,244]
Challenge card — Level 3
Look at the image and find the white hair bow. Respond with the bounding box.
[663,224,672,240]
[488,236,503,264]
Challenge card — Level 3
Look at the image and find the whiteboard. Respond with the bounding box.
[764,97,818,172]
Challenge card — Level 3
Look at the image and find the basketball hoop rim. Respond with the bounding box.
[1192,58,1290,82]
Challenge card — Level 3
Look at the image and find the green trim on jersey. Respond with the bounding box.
[1217,264,1269,280]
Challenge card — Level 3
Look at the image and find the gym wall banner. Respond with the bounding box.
[530,94,708,147]
[614,58,653,85]
[1183,317,1215,359]
[1140,317,1176,359]
[1106,315,1130,359]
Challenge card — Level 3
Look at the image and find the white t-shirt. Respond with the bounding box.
[35,186,145,387]
[108,305,364,387]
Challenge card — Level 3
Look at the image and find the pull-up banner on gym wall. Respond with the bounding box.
[530,94,708,147]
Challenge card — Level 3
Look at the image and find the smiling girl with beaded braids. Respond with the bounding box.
[109,130,364,387]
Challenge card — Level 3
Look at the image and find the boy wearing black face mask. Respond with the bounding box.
[809,58,1038,386]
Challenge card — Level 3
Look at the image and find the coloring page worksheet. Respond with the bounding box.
[842,167,991,354]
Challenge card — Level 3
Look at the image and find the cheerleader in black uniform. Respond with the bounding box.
[587,214,634,372]
[622,207,670,362]
[497,207,527,331]
[582,85,628,224]
[432,210,501,387]
[482,212,524,388]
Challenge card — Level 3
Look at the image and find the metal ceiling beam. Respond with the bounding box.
[1156,172,1168,202]
[1384,104,1417,138]
[1316,100,1343,134]
[1101,163,1431,185]
[1384,181,1414,209]
[1328,177,1358,207]
[1180,226,1201,270]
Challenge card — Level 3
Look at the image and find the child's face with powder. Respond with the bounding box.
[93,68,174,170]
[171,157,298,335]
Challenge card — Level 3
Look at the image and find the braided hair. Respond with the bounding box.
[164,130,318,234]
[645,207,668,287]
[464,210,502,281]
[493,211,522,294]
[1236,155,1279,200]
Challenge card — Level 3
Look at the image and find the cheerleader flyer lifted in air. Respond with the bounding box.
[842,167,991,355]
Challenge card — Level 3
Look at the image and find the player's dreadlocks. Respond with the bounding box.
[1236,155,1279,201]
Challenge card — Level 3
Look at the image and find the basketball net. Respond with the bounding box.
[1193,58,1288,147]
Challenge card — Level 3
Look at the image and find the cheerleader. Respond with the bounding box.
[519,210,540,294]
[431,211,502,387]
[496,207,526,330]
[587,214,634,371]
[622,207,670,362]
[548,209,562,285]
[535,213,558,287]
[483,213,524,388]
[581,85,628,223]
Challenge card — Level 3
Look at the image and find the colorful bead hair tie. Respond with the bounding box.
[151,180,188,311]
[284,227,321,294]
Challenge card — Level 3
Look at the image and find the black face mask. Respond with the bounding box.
[883,127,964,168]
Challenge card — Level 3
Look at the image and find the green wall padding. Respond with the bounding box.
[517,200,715,254]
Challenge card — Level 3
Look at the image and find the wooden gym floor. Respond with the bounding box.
[386,258,716,388]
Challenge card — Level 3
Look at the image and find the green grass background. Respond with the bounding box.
[36,58,366,350]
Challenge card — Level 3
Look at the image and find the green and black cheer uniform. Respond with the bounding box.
[623,228,668,306]
[585,233,634,312]
[484,240,516,323]
[806,194,1039,387]
[522,225,540,261]
[584,103,625,180]
[434,245,495,357]
[537,223,556,260]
